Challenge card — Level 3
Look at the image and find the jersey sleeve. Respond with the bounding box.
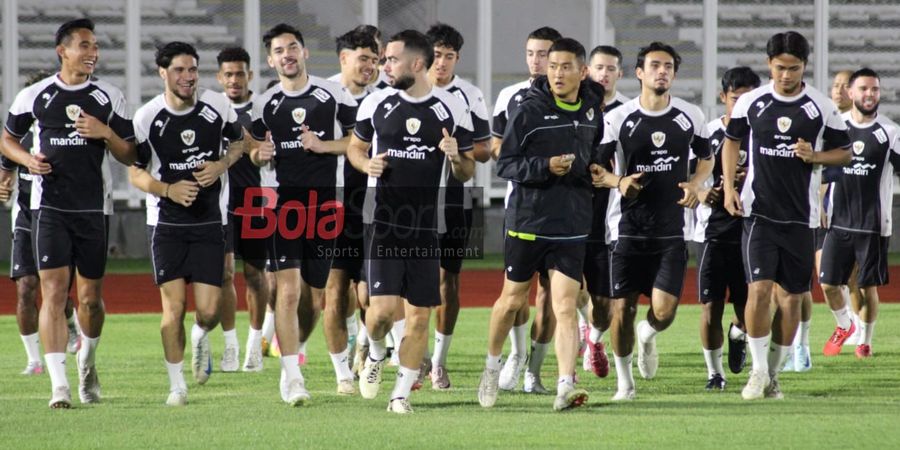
[250,94,270,141]
[496,106,551,184]
[821,103,851,150]
[492,87,513,138]
[222,104,243,142]
[4,86,37,138]
[888,127,900,170]
[336,87,358,133]
[107,87,135,141]
[468,86,491,142]
[596,115,620,165]
[689,106,711,160]
[0,154,16,171]
[455,106,475,153]
[725,93,752,140]
[132,106,153,169]
[353,94,378,143]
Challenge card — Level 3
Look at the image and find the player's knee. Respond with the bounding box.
[16,276,39,303]
[821,283,841,297]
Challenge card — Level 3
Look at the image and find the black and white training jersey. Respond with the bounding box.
[438,76,491,210]
[725,82,850,227]
[134,89,243,226]
[224,94,259,213]
[4,75,134,214]
[694,117,751,243]
[1,131,36,232]
[588,93,631,244]
[250,76,357,196]
[354,86,474,232]
[328,73,380,216]
[492,79,531,139]
[601,97,710,242]
[826,113,900,236]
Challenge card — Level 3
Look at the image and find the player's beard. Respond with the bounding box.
[653,86,668,96]
[392,73,415,91]
[854,99,879,116]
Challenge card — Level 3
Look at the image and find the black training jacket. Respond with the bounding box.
[497,76,605,238]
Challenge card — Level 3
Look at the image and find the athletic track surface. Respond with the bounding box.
[2,268,900,314]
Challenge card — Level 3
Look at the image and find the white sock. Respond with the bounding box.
[729,324,746,341]
[261,311,276,342]
[614,354,634,392]
[431,332,452,367]
[21,333,41,363]
[558,374,574,387]
[191,324,207,348]
[246,327,262,353]
[369,338,387,361]
[832,305,851,330]
[391,319,406,350]
[357,324,369,347]
[78,335,100,369]
[510,324,527,357]
[748,335,770,374]
[45,352,69,389]
[166,360,187,392]
[390,365,419,400]
[703,347,724,377]
[637,320,658,344]
[346,316,359,341]
[280,354,302,382]
[767,343,789,378]
[589,325,604,344]
[862,321,875,346]
[528,341,549,375]
[486,354,502,371]
[577,304,589,322]
[223,329,239,350]
[330,347,354,382]
[798,320,810,346]
[298,340,308,356]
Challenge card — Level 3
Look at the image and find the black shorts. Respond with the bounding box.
[268,205,335,289]
[742,218,814,294]
[819,228,889,287]
[439,207,472,274]
[149,224,225,286]
[583,241,610,297]
[11,228,37,279]
[364,223,440,307]
[814,227,826,251]
[33,208,108,279]
[504,234,585,283]
[697,240,747,306]
[609,239,687,298]
[331,213,365,282]
[224,212,267,270]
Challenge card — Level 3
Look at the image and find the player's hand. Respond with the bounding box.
[256,131,276,162]
[794,138,815,163]
[697,186,722,206]
[589,163,606,187]
[300,125,325,153]
[723,185,743,217]
[193,159,226,187]
[618,172,643,199]
[75,111,112,140]
[549,153,575,176]
[368,152,388,177]
[0,171,13,202]
[167,180,200,207]
[439,128,460,163]
[27,152,52,175]
[677,181,702,208]
[734,167,747,189]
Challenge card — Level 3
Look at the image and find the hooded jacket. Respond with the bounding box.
[497,76,605,238]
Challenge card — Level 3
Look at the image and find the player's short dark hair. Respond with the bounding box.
[426,23,464,52]
[354,24,381,42]
[335,28,379,56]
[55,18,94,47]
[388,30,434,69]
[766,31,810,63]
[527,26,562,43]
[216,47,250,67]
[848,67,879,87]
[263,23,305,52]
[589,45,623,66]
[549,38,586,64]
[636,42,681,72]
[155,42,199,68]
[721,66,761,93]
